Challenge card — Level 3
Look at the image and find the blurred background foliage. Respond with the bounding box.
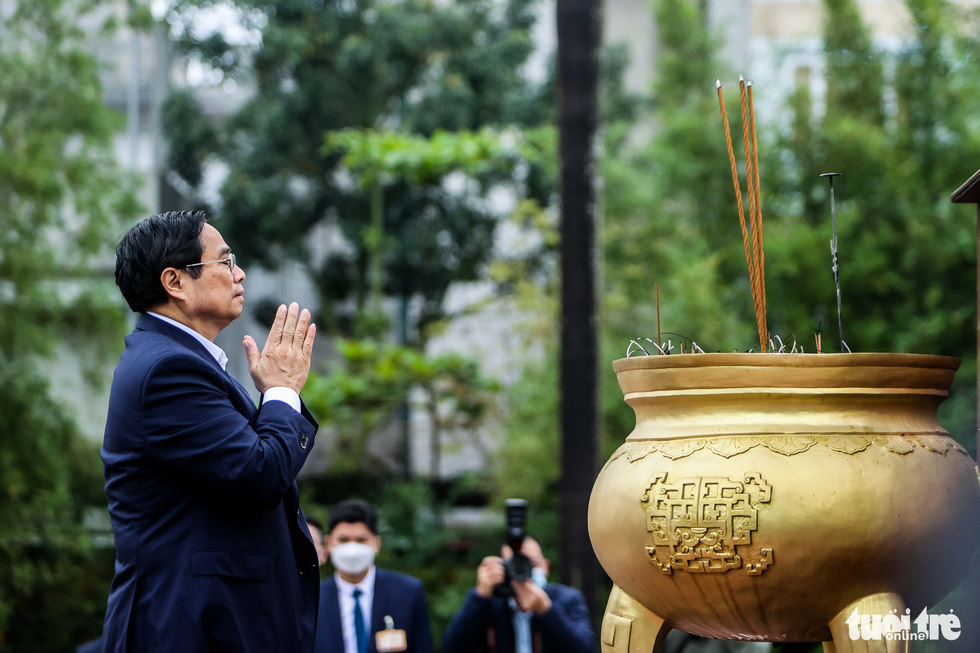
[0,0,142,650]
[4,0,980,650]
[304,337,499,477]
[163,0,551,345]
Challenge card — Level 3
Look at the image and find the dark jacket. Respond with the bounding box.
[100,314,320,652]
[442,585,596,653]
[315,567,434,653]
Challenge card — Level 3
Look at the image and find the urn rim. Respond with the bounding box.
[612,351,960,372]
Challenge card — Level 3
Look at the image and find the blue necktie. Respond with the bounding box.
[353,588,368,653]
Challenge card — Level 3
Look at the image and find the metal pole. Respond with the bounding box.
[821,173,845,352]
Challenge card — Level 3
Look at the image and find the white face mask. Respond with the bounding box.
[330,541,376,575]
[531,567,548,589]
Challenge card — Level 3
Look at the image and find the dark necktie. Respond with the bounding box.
[353,587,368,653]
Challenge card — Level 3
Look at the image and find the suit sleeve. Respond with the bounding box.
[442,589,492,653]
[535,587,596,653]
[410,579,434,653]
[141,351,317,507]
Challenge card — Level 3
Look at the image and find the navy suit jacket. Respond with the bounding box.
[442,584,596,653]
[100,314,321,652]
[314,568,433,653]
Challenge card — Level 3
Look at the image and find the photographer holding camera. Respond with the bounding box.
[442,501,596,653]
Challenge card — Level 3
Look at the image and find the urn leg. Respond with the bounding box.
[826,592,911,653]
[600,584,670,653]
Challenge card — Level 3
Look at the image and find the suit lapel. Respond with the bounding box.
[136,314,257,418]
[136,313,216,363]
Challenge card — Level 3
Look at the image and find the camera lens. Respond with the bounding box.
[508,553,533,582]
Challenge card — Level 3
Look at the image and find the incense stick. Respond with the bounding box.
[718,80,766,351]
[739,76,759,262]
[738,77,766,347]
[747,80,767,322]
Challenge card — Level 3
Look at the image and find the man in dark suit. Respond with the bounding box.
[314,500,433,653]
[442,536,596,653]
[101,210,321,652]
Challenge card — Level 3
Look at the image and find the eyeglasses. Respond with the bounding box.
[184,253,236,273]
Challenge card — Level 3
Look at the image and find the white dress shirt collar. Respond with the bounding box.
[146,312,229,371]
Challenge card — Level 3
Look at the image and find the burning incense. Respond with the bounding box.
[718,80,767,351]
[747,80,766,319]
[739,78,766,336]
[738,76,759,260]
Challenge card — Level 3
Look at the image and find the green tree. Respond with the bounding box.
[603,0,753,353]
[303,338,498,478]
[491,44,646,521]
[0,0,142,649]
[321,127,528,337]
[768,0,979,448]
[824,0,885,124]
[163,0,548,344]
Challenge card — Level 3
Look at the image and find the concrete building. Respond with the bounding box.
[608,0,980,120]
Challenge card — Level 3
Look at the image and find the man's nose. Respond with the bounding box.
[235,264,245,282]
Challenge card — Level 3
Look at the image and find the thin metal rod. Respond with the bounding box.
[821,173,845,352]
[656,282,661,346]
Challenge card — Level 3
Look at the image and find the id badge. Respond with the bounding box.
[376,616,408,652]
[375,629,407,652]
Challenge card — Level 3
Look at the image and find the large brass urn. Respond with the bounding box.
[588,353,980,653]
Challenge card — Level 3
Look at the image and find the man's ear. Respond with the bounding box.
[373,535,382,552]
[160,267,186,301]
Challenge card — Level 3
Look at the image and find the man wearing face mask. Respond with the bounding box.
[442,535,596,653]
[313,500,434,653]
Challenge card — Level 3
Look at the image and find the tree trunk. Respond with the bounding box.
[556,0,602,622]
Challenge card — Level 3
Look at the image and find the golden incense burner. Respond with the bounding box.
[588,352,980,652]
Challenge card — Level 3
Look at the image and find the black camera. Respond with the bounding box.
[494,499,531,597]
